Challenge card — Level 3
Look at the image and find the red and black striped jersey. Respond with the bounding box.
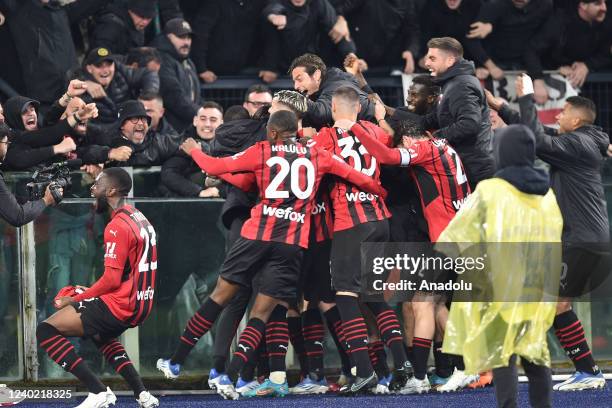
[351,124,471,242]
[311,121,391,232]
[100,205,157,326]
[310,181,333,243]
[190,139,383,248]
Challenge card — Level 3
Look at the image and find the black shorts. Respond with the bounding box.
[302,239,334,304]
[220,237,304,301]
[330,220,390,293]
[560,244,610,298]
[72,298,129,341]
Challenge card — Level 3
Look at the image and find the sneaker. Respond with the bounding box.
[336,374,351,387]
[553,371,606,391]
[216,374,239,400]
[208,368,224,390]
[468,371,493,389]
[389,361,413,392]
[75,387,117,408]
[156,358,180,380]
[370,374,391,394]
[136,391,159,408]
[243,378,289,398]
[400,376,431,395]
[437,368,478,392]
[339,372,378,395]
[236,377,261,395]
[290,375,329,394]
[428,373,450,389]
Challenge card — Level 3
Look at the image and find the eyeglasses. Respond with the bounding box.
[128,117,148,124]
[246,100,271,108]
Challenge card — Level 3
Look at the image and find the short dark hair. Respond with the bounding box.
[224,105,250,122]
[125,47,161,68]
[427,37,464,58]
[200,101,224,115]
[138,92,163,106]
[393,119,427,146]
[268,110,298,136]
[103,167,133,197]
[244,84,272,102]
[288,53,327,78]
[411,75,441,97]
[566,96,597,124]
[332,86,360,105]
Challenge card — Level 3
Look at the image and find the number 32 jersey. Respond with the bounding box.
[102,205,157,327]
[190,140,383,248]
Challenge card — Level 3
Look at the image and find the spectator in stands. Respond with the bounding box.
[160,101,224,197]
[259,0,357,83]
[289,53,374,129]
[138,93,181,146]
[525,0,611,103]
[89,0,158,56]
[125,47,162,73]
[243,84,273,117]
[2,0,80,109]
[77,47,160,124]
[468,0,553,79]
[407,37,495,188]
[107,100,179,167]
[191,0,266,82]
[419,0,488,74]
[151,18,201,132]
[329,0,420,72]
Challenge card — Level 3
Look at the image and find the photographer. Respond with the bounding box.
[0,124,62,227]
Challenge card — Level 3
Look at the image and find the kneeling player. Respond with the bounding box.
[38,168,159,408]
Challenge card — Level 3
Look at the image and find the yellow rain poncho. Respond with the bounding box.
[436,178,563,374]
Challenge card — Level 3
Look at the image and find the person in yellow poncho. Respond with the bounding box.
[437,124,563,408]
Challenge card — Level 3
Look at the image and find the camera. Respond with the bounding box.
[26,159,82,201]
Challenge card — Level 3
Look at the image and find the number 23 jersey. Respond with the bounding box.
[102,205,157,327]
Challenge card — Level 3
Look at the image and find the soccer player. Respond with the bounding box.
[157,110,385,400]
[37,168,159,408]
[310,86,413,394]
[345,113,472,393]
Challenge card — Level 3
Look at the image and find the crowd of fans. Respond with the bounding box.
[0,0,610,200]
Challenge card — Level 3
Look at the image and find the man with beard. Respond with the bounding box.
[151,18,201,132]
[40,167,159,408]
[159,102,224,197]
[290,53,375,129]
[107,100,179,167]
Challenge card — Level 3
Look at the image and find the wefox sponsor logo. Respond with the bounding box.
[136,286,154,301]
[263,204,305,223]
[345,191,379,202]
[452,194,470,210]
[271,144,307,154]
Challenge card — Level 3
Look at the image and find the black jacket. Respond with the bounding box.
[77,62,160,124]
[261,0,356,73]
[108,122,180,167]
[519,94,610,243]
[191,0,265,75]
[89,3,146,55]
[420,0,487,65]
[304,67,375,129]
[524,8,612,79]
[478,0,553,65]
[407,59,495,186]
[330,0,419,67]
[150,34,201,132]
[0,172,46,227]
[2,0,77,103]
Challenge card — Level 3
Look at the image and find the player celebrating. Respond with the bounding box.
[156,110,385,399]
[37,168,159,408]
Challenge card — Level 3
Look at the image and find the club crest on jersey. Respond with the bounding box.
[271,144,307,154]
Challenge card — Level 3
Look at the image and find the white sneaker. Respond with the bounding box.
[399,376,431,394]
[75,387,116,408]
[553,371,606,391]
[437,368,477,392]
[137,391,159,408]
[156,358,180,380]
[216,374,239,400]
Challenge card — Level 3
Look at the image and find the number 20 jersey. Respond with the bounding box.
[102,205,157,327]
[312,122,391,232]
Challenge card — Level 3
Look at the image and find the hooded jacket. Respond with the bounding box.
[519,94,610,244]
[303,67,375,129]
[150,34,201,132]
[406,59,495,187]
[89,3,147,56]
